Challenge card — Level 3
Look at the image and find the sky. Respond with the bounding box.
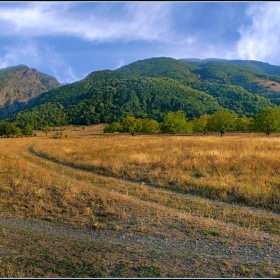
[0,1,279,84]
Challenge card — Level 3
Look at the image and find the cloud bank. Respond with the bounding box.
[0,2,280,83]
[237,2,280,64]
[0,39,78,83]
[0,2,172,42]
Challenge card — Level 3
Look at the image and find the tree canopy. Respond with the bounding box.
[160,110,192,135]
[191,114,211,134]
[252,107,280,135]
[0,121,21,137]
[206,110,237,137]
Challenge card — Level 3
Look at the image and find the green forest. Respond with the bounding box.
[2,107,280,138]
[3,57,280,129]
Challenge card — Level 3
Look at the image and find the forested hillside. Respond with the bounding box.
[181,58,280,105]
[5,57,280,128]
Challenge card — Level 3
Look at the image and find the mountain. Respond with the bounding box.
[4,57,280,129]
[180,58,280,105]
[0,65,62,118]
[180,58,280,75]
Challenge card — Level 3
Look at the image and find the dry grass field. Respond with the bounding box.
[0,124,279,277]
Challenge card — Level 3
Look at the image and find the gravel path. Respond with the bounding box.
[1,214,279,268]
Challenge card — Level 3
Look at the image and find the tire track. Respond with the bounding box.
[0,141,279,274]
[26,144,280,224]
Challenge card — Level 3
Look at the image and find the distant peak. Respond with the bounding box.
[16,64,29,68]
[179,58,202,61]
[0,64,29,72]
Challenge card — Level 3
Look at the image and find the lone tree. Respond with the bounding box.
[206,110,237,137]
[160,110,192,135]
[42,125,52,136]
[253,106,280,135]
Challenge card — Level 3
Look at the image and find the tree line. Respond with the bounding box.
[0,121,34,138]
[1,106,280,138]
[104,107,280,137]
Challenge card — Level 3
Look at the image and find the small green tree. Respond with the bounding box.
[253,107,280,135]
[104,122,121,133]
[0,121,9,138]
[234,115,252,133]
[206,110,237,137]
[160,110,192,135]
[7,123,20,138]
[22,124,33,136]
[120,116,143,136]
[12,126,22,138]
[42,125,52,136]
[191,114,211,135]
[141,118,159,133]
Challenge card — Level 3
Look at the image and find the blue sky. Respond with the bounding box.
[0,1,279,83]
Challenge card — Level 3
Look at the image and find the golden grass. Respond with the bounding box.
[0,132,278,233]
[31,133,280,213]
[20,143,280,235]
[0,129,280,277]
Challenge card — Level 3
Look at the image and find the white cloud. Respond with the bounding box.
[0,39,78,83]
[156,34,238,62]
[0,2,172,43]
[52,66,78,84]
[0,40,41,67]
[237,2,280,64]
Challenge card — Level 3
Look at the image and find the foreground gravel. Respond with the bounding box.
[0,215,279,268]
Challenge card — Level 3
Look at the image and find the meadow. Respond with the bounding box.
[0,125,279,277]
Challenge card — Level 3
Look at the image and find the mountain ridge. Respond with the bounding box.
[2,57,280,128]
[179,58,280,75]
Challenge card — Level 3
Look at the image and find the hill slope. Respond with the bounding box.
[5,57,279,128]
[0,65,62,118]
[180,58,280,75]
[181,58,280,105]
